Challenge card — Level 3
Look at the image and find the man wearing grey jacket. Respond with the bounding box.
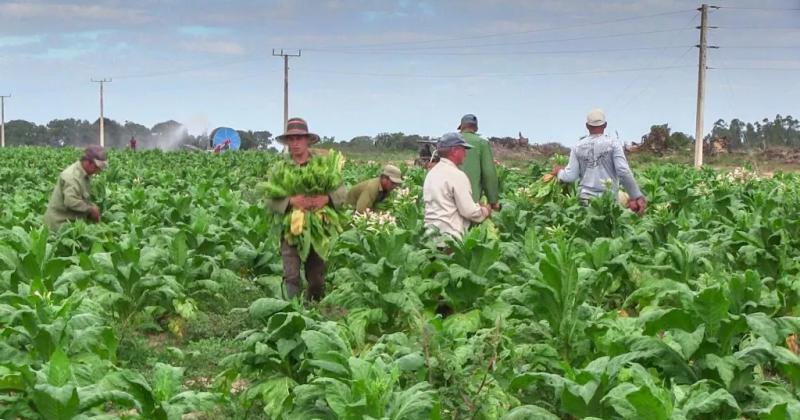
[552,109,647,215]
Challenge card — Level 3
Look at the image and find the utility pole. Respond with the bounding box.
[0,94,9,148]
[694,4,718,168]
[272,49,301,132]
[91,78,112,147]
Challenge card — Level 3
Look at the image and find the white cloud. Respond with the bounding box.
[0,2,152,23]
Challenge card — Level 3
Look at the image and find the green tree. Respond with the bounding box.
[5,120,47,146]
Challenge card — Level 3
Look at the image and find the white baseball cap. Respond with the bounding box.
[586,108,607,126]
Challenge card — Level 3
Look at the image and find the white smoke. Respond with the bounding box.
[150,121,189,151]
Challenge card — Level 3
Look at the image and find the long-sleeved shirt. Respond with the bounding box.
[265,154,347,215]
[557,133,643,200]
[43,161,94,230]
[423,158,489,240]
[346,178,388,213]
[460,132,500,204]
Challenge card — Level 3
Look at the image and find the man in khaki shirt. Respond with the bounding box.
[346,165,404,213]
[265,118,347,301]
[44,145,107,231]
[423,133,492,241]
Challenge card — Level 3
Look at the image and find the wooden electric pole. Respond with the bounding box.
[272,49,301,132]
[0,94,9,148]
[694,4,718,168]
[91,78,112,147]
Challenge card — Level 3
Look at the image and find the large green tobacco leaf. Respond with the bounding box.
[47,348,72,387]
[152,363,184,402]
[32,384,80,420]
[502,405,560,420]
[250,297,292,322]
[260,376,296,419]
[673,380,740,419]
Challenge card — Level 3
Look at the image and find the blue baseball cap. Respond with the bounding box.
[458,114,478,130]
[436,132,473,150]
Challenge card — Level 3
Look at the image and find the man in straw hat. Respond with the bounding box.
[265,117,347,301]
[551,108,647,215]
[347,164,404,213]
[423,132,492,242]
[44,145,108,231]
[458,114,501,211]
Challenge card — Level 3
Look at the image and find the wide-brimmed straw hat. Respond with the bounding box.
[276,117,321,144]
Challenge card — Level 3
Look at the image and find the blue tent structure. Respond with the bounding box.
[209,127,241,151]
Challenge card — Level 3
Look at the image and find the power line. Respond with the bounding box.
[719,45,800,49]
[717,6,800,11]
[710,66,800,71]
[306,27,697,52]
[307,45,694,56]
[715,26,800,30]
[293,65,693,79]
[612,12,700,111]
[297,9,697,50]
[616,46,697,111]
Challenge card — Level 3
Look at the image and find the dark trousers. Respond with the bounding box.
[281,240,326,301]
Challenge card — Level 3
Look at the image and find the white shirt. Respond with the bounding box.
[423,158,489,240]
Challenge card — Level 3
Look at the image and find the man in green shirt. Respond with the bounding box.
[44,145,107,231]
[346,164,404,212]
[458,114,500,210]
[265,118,347,301]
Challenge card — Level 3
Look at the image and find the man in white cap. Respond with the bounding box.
[424,132,492,241]
[551,109,647,215]
[44,145,107,230]
[347,164,404,213]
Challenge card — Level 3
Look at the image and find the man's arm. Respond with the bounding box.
[452,177,489,223]
[481,141,500,204]
[62,178,93,214]
[557,149,581,183]
[612,142,643,198]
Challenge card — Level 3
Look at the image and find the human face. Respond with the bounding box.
[81,159,103,176]
[380,176,398,192]
[284,135,310,156]
[449,146,467,166]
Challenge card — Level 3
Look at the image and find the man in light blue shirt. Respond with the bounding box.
[552,109,647,215]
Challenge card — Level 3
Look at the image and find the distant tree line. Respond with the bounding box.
[707,114,800,151]
[3,114,796,153]
[2,118,273,150]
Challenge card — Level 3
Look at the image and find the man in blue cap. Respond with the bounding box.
[458,114,500,210]
[423,132,492,241]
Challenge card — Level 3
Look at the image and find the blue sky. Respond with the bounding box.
[0,0,797,145]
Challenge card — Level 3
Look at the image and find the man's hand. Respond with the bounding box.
[480,204,493,218]
[289,195,311,210]
[550,166,563,177]
[290,195,329,211]
[308,195,330,210]
[627,196,647,216]
[88,206,101,222]
[490,202,502,211]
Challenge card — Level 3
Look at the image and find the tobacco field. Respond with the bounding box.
[2,147,800,419]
